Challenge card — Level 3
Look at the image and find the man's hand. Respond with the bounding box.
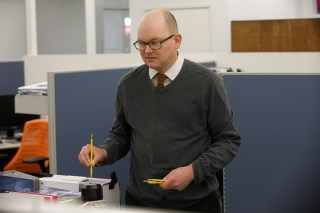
[160,164,194,191]
[78,144,107,167]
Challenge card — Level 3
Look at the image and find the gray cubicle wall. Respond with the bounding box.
[50,62,216,205]
[0,61,24,95]
[223,74,320,213]
[51,68,131,204]
[51,68,320,212]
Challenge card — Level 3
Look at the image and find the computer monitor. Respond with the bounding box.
[0,94,39,139]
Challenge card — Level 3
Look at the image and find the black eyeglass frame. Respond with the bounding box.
[133,34,176,51]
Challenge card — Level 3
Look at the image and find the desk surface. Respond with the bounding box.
[0,141,21,150]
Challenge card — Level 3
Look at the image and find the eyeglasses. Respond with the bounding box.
[133,35,175,51]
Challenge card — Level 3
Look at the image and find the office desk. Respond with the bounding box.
[0,141,21,150]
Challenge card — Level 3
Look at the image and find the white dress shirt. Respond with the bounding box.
[149,55,184,87]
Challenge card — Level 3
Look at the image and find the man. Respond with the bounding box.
[78,9,240,213]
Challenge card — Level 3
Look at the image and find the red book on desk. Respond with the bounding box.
[20,191,58,203]
[0,191,57,203]
[24,187,80,203]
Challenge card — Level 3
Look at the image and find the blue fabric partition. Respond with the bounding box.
[53,68,131,204]
[223,74,320,213]
[53,62,215,205]
[54,68,320,211]
[0,61,24,95]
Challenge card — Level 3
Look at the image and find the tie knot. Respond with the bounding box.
[157,73,167,88]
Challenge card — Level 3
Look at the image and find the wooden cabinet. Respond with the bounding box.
[231,18,320,52]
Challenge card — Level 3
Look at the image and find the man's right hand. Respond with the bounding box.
[78,144,107,167]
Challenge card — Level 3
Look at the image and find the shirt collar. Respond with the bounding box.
[149,54,184,80]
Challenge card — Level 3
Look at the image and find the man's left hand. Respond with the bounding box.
[160,164,194,191]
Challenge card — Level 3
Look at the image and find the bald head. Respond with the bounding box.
[135,9,182,73]
[138,10,179,36]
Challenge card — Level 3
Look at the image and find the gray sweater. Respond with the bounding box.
[99,59,241,209]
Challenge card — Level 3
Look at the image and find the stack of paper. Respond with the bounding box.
[39,175,89,192]
[18,82,47,96]
[0,187,81,204]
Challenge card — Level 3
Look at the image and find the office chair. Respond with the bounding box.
[4,119,49,176]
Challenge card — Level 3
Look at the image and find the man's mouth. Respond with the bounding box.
[145,56,157,60]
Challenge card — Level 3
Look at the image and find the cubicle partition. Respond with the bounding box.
[0,61,25,168]
[223,74,320,213]
[48,68,131,204]
[49,67,320,211]
[48,62,215,205]
[0,61,24,95]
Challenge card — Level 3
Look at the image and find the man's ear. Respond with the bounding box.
[174,34,182,49]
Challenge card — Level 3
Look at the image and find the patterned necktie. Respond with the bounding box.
[157,73,167,88]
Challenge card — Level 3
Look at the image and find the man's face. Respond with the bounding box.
[136,14,181,73]
[138,35,177,72]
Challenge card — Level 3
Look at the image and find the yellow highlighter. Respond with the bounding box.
[143,179,166,184]
[90,133,93,179]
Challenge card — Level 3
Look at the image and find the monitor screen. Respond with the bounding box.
[0,95,39,138]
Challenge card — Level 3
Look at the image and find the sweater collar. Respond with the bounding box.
[149,54,184,81]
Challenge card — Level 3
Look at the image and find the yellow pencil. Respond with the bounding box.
[143,179,166,184]
[90,133,93,179]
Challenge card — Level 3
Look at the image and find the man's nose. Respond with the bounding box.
[144,44,154,53]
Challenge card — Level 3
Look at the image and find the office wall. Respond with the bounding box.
[95,0,129,54]
[23,54,142,85]
[0,0,26,59]
[129,0,320,52]
[23,52,320,85]
[36,0,86,54]
[129,0,226,52]
[229,0,320,20]
[22,53,217,85]
[1,0,319,59]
